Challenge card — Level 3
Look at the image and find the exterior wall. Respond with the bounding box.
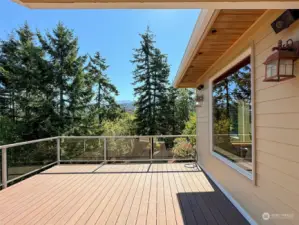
[196,10,299,225]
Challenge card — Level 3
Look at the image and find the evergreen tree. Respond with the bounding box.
[0,23,55,139]
[67,54,96,135]
[86,52,119,125]
[166,87,179,134]
[165,88,195,135]
[152,48,170,134]
[0,33,19,121]
[132,27,156,135]
[1,22,123,142]
[175,89,195,131]
[132,27,170,135]
[37,22,87,135]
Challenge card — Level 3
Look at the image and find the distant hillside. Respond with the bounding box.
[118,100,135,113]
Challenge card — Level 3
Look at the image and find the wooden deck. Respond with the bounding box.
[0,163,249,225]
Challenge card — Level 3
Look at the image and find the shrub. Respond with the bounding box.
[173,138,195,158]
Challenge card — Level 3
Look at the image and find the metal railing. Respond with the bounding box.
[0,135,196,189]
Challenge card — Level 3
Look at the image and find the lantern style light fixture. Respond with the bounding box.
[263,39,299,82]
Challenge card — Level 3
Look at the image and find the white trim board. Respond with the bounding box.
[197,162,258,225]
[211,151,253,180]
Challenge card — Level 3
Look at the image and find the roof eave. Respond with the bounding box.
[173,9,219,88]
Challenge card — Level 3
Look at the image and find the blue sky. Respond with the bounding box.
[0,1,200,101]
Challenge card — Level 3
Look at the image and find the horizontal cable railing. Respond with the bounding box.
[0,135,196,189]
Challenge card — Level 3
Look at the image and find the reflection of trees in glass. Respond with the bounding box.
[213,58,251,156]
[213,60,251,134]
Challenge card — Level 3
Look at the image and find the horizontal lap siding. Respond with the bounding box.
[196,9,299,225]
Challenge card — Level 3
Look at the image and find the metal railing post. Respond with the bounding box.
[2,148,7,189]
[83,139,86,152]
[150,137,154,161]
[57,138,60,165]
[104,138,107,162]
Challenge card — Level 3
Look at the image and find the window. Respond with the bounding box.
[211,56,253,177]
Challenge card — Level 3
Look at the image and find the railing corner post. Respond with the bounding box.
[57,138,60,165]
[2,148,7,189]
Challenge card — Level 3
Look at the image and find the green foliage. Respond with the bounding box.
[61,138,104,161]
[214,116,231,135]
[0,22,121,143]
[101,113,136,136]
[166,87,195,135]
[132,27,195,136]
[0,116,19,145]
[38,22,93,135]
[172,138,195,158]
[0,23,197,165]
[101,114,146,159]
[172,112,196,159]
[132,27,170,135]
[86,52,120,125]
[0,21,204,185]
[183,112,196,135]
[182,112,196,145]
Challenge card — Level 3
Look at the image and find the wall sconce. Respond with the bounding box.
[263,39,299,82]
[196,84,204,107]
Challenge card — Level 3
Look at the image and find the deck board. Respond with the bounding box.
[135,164,152,225]
[156,163,166,225]
[0,163,249,225]
[161,163,176,225]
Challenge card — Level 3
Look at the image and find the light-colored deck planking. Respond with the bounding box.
[0,163,249,225]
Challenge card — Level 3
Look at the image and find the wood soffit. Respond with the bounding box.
[179,9,266,88]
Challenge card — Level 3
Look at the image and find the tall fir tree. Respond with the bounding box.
[86,52,119,125]
[132,27,170,135]
[132,27,156,135]
[37,22,89,135]
[0,23,55,139]
[166,86,179,134]
[0,32,19,122]
[152,48,170,134]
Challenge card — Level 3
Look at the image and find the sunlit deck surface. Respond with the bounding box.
[0,163,249,225]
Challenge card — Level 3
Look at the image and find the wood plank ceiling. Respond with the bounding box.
[180,9,266,87]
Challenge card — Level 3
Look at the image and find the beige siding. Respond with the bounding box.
[196,10,299,225]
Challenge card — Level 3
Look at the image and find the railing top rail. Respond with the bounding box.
[0,136,59,149]
[0,135,196,149]
[60,135,196,139]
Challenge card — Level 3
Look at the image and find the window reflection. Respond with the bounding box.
[212,56,252,172]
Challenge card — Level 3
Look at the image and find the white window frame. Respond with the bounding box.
[208,48,254,181]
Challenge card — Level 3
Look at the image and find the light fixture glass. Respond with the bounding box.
[263,39,298,82]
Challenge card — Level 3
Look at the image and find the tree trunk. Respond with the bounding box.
[98,83,102,125]
[153,72,157,134]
